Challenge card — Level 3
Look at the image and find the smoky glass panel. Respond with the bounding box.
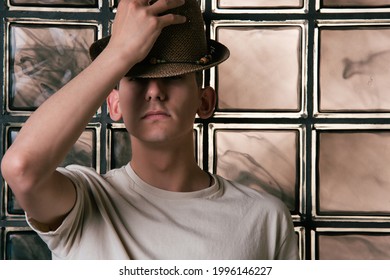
[317,232,390,260]
[62,129,97,168]
[318,131,390,214]
[319,27,390,112]
[214,129,298,211]
[6,231,51,260]
[6,127,96,215]
[218,0,303,8]
[322,0,390,7]
[10,0,97,6]
[110,128,132,170]
[8,24,95,111]
[216,26,301,111]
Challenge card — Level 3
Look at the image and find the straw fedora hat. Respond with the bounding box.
[89,0,229,78]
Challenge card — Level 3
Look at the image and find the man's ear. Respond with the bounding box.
[197,86,216,119]
[107,89,122,121]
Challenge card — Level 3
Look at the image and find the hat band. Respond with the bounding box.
[149,54,212,66]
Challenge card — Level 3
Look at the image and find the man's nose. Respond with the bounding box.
[145,79,166,101]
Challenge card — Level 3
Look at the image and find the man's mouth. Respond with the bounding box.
[142,110,171,120]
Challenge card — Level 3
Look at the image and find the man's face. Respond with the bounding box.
[117,73,202,146]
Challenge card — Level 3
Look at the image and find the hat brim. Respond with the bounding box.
[89,37,229,78]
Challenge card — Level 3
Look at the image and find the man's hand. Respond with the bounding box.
[107,0,187,65]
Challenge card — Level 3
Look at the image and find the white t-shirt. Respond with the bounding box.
[27,164,299,260]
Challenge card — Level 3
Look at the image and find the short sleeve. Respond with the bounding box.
[26,165,95,258]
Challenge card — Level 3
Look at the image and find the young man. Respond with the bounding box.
[1,0,299,259]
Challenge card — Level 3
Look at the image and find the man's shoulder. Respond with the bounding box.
[216,175,289,213]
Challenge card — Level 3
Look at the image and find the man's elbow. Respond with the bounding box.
[1,151,41,196]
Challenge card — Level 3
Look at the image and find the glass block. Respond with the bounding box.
[62,129,98,168]
[110,127,132,170]
[5,230,51,260]
[194,126,201,166]
[7,187,23,215]
[8,23,96,111]
[295,227,305,260]
[0,229,3,260]
[6,126,98,215]
[318,131,390,215]
[318,26,390,112]
[218,0,303,8]
[216,25,302,111]
[212,128,298,211]
[10,0,97,6]
[317,231,390,260]
[322,0,390,7]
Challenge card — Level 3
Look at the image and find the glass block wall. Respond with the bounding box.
[1,0,390,260]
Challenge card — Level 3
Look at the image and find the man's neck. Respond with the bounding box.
[129,137,210,192]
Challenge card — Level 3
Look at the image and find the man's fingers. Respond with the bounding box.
[148,0,185,15]
[149,0,187,28]
[159,13,186,28]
